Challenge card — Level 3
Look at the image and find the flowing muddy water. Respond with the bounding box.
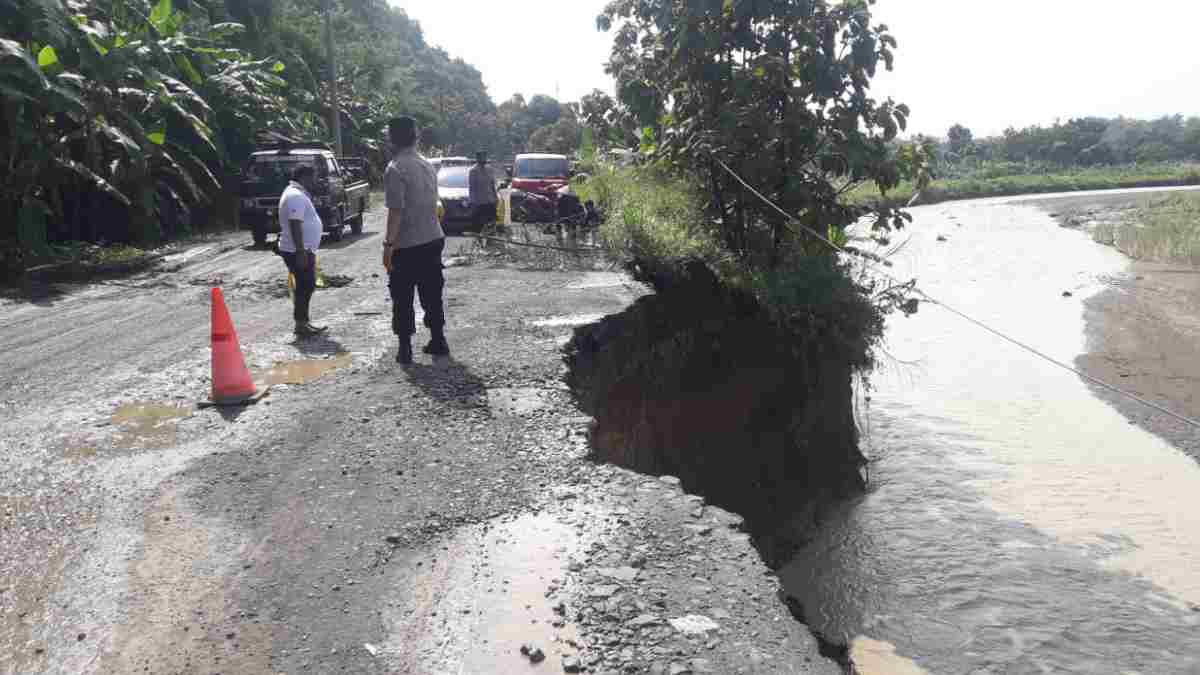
[780,194,1200,674]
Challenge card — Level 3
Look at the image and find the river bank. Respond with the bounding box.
[847,164,1200,208]
[1024,191,1200,461]
[776,192,1200,674]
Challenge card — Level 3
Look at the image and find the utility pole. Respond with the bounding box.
[323,0,343,157]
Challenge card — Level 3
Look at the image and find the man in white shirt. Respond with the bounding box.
[382,116,447,364]
[278,164,328,337]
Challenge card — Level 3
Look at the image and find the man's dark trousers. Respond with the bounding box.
[472,203,497,230]
[280,250,316,324]
[388,237,445,338]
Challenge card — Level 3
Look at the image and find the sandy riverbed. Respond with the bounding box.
[1020,192,1200,461]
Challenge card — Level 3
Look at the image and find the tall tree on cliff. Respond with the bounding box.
[598,0,917,269]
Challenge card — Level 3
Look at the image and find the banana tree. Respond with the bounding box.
[1,0,287,253]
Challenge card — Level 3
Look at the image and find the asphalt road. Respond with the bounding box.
[0,205,840,675]
[0,210,527,674]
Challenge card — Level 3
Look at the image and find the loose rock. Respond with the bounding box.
[521,644,546,663]
[597,566,640,582]
[589,584,619,599]
[629,613,660,627]
[668,615,720,634]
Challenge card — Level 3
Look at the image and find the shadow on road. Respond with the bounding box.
[237,227,379,253]
[241,240,276,252]
[213,401,253,423]
[401,355,488,411]
[290,331,349,357]
[0,280,67,307]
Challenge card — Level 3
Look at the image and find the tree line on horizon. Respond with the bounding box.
[916,115,1200,177]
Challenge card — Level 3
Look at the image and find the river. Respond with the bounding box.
[779,191,1200,674]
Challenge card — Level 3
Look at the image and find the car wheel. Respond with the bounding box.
[252,222,267,247]
[350,209,364,235]
[328,208,345,241]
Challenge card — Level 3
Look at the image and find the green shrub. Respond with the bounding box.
[578,166,723,274]
[1096,192,1200,264]
[578,167,885,368]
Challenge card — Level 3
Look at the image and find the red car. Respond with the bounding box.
[511,153,571,195]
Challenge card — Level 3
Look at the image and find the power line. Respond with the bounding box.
[709,156,1200,431]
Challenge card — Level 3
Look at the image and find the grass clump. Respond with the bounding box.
[1094,193,1200,264]
[578,166,888,368]
[579,165,723,276]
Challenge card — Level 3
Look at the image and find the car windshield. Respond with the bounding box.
[245,156,319,182]
[515,157,568,179]
[438,167,470,188]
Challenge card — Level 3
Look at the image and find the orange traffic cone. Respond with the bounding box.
[202,287,268,407]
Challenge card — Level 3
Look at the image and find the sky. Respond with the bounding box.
[391,0,615,105]
[392,0,1200,139]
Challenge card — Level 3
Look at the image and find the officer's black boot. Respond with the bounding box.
[396,337,413,364]
[423,329,449,357]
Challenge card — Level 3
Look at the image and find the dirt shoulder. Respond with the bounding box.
[1023,193,1200,461]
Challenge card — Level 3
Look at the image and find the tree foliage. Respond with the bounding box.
[579,87,640,150]
[926,115,1200,178]
[528,109,582,156]
[1,0,288,251]
[597,0,916,270]
[0,0,574,257]
[946,123,973,158]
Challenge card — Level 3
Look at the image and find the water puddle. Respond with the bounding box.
[851,638,931,675]
[487,387,550,416]
[111,402,194,450]
[530,314,605,328]
[260,352,352,385]
[384,511,591,672]
[61,442,99,461]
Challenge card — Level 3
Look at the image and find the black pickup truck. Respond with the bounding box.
[238,143,371,246]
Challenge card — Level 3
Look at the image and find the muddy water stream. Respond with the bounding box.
[779,196,1200,674]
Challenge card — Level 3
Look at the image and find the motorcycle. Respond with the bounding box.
[509,189,558,224]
